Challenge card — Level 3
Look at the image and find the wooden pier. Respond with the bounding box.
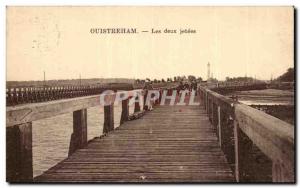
[6,86,294,183]
[35,104,234,182]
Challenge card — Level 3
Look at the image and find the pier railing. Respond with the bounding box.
[6,89,148,182]
[6,84,294,183]
[6,85,132,106]
[5,83,178,107]
[199,86,294,182]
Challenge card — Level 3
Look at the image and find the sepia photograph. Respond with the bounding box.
[6,6,295,183]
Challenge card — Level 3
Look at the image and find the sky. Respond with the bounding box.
[6,6,294,81]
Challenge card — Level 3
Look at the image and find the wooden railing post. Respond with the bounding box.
[154,90,160,105]
[217,106,222,147]
[208,98,210,115]
[233,120,240,182]
[103,104,114,134]
[143,90,149,111]
[199,89,201,103]
[69,109,87,156]
[134,96,141,112]
[210,100,214,121]
[120,98,129,125]
[201,90,204,107]
[6,123,33,182]
[208,98,212,121]
[272,160,294,182]
[159,90,162,104]
[206,93,208,112]
[206,95,208,113]
[233,120,256,182]
[211,101,214,124]
[207,96,210,114]
[204,92,206,108]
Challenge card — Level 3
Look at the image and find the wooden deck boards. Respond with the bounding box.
[35,104,234,182]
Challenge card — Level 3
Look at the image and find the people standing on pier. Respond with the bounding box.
[184,82,190,95]
[143,81,154,111]
[191,81,198,96]
[177,81,184,95]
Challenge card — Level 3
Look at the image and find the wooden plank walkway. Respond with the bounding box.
[35,104,234,182]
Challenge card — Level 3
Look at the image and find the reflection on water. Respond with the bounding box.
[32,103,135,177]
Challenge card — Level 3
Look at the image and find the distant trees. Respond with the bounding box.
[224,68,295,83]
[276,68,294,82]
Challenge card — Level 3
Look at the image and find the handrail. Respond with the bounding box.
[198,85,294,182]
[6,89,144,127]
[235,103,294,175]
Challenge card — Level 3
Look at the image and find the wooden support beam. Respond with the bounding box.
[120,99,129,125]
[6,122,33,182]
[68,109,87,156]
[103,104,114,134]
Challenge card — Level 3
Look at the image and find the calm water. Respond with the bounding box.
[32,103,136,177]
[227,89,294,106]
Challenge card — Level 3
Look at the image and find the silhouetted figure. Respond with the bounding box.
[143,82,154,110]
[177,81,184,94]
[191,81,198,96]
